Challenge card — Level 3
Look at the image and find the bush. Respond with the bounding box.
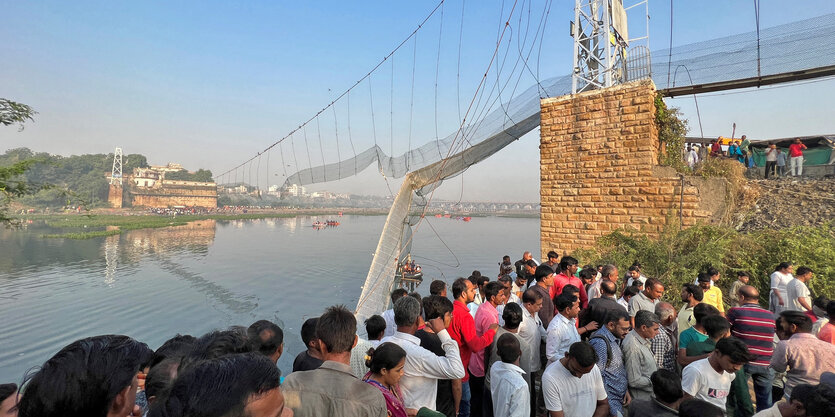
[574,222,835,307]
[655,94,689,172]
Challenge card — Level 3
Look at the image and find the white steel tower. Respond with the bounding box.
[571,0,650,94]
[110,147,123,185]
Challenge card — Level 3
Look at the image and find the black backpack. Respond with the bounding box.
[589,334,613,367]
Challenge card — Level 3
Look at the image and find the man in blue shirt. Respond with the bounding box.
[589,309,632,416]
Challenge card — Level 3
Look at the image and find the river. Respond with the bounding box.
[0,214,539,380]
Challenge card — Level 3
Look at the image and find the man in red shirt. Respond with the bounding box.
[449,277,497,417]
[788,138,807,177]
[710,139,722,157]
[551,256,589,309]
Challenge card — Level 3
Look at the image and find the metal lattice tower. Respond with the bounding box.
[110,147,123,185]
[572,0,651,94]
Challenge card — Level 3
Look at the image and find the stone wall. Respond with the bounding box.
[540,80,722,257]
[129,181,217,208]
[108,184,123,209]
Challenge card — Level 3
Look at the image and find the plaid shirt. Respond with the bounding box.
[650,325,677,373]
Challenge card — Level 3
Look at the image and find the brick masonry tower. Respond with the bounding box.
[539,80,723,257]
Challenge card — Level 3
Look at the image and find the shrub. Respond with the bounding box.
[574,222,835,306]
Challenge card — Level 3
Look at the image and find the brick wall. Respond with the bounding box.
[108,184,123,209]
[540,80,718,257]
[129,181,218,208]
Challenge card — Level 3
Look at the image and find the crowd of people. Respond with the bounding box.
[684,135,810,179]
[2,253,835,417]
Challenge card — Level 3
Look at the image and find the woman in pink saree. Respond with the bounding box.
[363,342,408,417]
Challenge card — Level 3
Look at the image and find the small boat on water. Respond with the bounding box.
[395,255,423,291]
[312,220,340,228]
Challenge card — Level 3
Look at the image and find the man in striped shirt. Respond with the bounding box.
[726,285,776,412]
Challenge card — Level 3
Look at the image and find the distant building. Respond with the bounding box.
[283,183,307,197]
[108,164,217,209]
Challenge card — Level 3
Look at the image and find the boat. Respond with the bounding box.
[395,255,423,291]
[312,220,340,228]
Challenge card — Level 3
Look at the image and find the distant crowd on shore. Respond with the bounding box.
[2,252,835,417]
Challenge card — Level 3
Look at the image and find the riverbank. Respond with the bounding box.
[20,209,378,239]
[19,207,535,239]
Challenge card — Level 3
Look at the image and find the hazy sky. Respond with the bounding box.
[3,1,834,202]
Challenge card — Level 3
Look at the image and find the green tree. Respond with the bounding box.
[165,169,214,182]
[0,159,41,223]
[1,98,37,130]
[1,99,38,223]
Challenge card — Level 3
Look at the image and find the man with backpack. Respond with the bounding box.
[589,310,632,417]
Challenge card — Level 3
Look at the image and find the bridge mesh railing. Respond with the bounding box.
[286,14,835,190]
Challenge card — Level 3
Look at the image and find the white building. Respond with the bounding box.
[283,183,306,197]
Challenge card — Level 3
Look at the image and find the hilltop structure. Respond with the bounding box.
[107,163,217,209]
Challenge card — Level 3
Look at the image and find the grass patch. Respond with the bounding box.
[42,229,123,239]
[31,212,302,239]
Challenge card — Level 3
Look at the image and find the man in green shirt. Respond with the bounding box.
[686,316,754,417]
[678,303,720,367]
[740,135,751,167]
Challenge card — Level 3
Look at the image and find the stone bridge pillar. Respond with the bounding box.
[539,80,716,257]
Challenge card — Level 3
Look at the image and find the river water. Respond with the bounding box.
[0,214,539,381]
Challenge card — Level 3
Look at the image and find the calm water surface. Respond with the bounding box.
[0,215,539,380]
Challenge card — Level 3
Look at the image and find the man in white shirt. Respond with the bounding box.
[510,271,527,300]
[769,263,794,314]
[686,146,700,168]
[382,289,409,338]
[381,295,466,410]
[587,264,618,300]
[490,333,530,417]
[681,337,754,411]
[517,288,546,415]
[785,267,814,312]
[542,341,609,417]
[546,293,597,365]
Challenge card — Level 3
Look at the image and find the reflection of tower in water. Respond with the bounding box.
[104,232,119,285]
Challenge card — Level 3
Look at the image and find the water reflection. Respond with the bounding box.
[122,219,216,258]
[0,215,540,382]
[104,234,119,285]
[100,220,255,314]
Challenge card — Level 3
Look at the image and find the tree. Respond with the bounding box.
[1,99,38,224]
[0,98,37,131]
[0,159,40,224]
[165,169,214,182]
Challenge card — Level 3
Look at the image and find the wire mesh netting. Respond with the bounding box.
[289,13,835,192]
[309,13,835,317]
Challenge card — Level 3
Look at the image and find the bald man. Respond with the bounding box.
[727,285,777,412]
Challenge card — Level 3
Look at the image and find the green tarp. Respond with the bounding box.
[751,147,832,166]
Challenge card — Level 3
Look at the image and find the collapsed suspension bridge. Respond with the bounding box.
[213,1,835,320]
